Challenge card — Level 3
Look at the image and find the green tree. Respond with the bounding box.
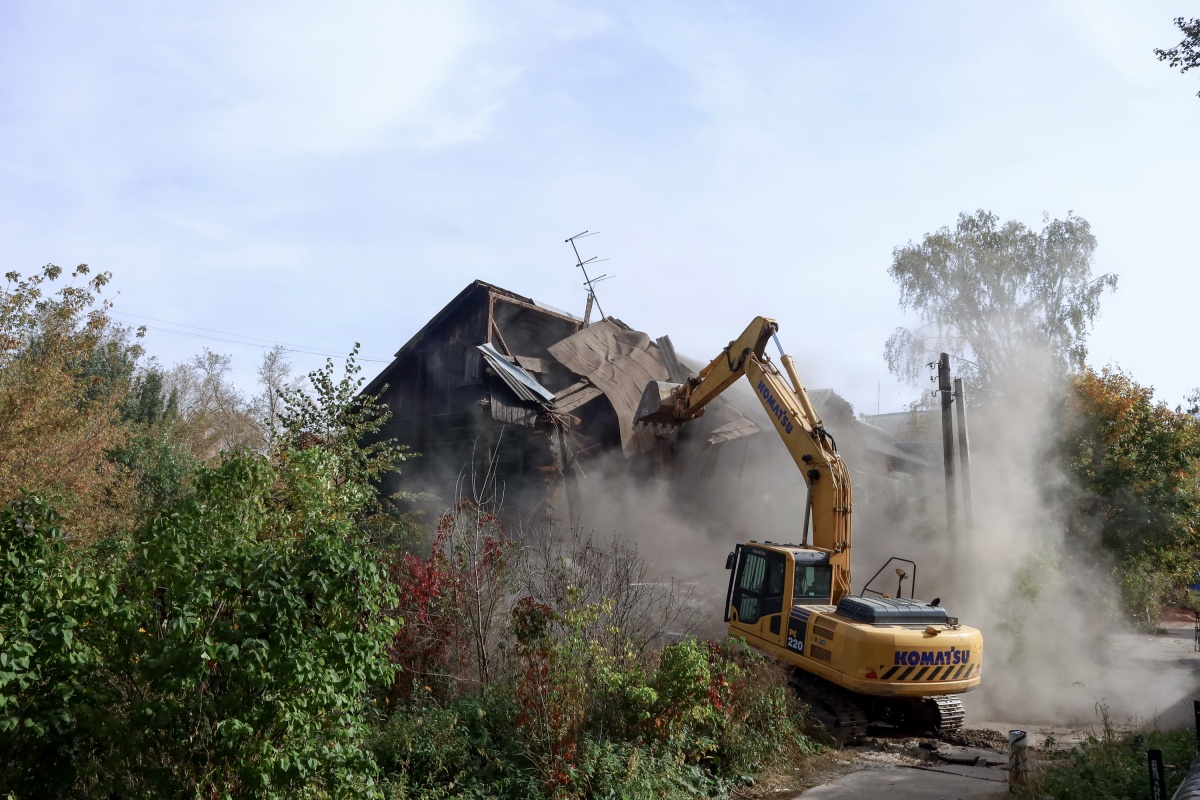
[1155,17,1200,97]
[884,210,1116,397]
[108,367,199,526]
[1058,366,1200,627]
[1,340,410,797]
[274,344,409,525]
[0,265,141,540]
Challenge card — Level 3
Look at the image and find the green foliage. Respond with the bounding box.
[372,690,540,800]
[1022,715,1194,800]
[884,210,1115,397]
[110,367,198,522]
[1059,367,1200,627]
[508,590,815,796]
[0,453,401,798]
[0,496,112,795]
[380,523,819,800]
[275,344,408,523]
[652,639,816,777]
[114,456,397,796]
[574,739,723,800]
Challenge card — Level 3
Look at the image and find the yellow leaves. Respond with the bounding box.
[0,265,137,543]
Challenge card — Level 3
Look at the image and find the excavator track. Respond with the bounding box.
[790,669,965,739]
[926,695,965,734]
[789,671,869,741]
[877,693,966,735]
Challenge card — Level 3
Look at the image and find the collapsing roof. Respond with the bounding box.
[364,280,930,527]
[548,320,670,457]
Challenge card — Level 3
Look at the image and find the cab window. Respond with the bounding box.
[733,549,786,624]
[793,564,833,604]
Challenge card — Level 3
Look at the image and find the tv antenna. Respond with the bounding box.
[565,230,612,325]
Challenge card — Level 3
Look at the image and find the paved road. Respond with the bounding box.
[797,765,1008,800]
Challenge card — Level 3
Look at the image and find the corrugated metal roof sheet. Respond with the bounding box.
[477,343,556,406]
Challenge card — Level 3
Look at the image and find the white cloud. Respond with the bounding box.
[193,0,490,156]
[1051,0,1182,87]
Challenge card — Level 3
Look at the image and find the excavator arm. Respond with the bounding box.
[636,317,853,602]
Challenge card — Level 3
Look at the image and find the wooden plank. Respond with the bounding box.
[553,380,603,413]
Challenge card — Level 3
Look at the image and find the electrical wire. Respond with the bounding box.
[110,311,393,363]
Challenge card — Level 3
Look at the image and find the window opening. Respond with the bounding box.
[793,564,833,604]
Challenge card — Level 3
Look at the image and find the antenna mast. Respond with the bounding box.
[565,230,612,325]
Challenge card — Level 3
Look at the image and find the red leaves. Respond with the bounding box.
[387,500,509,700]
[511,596,556,644]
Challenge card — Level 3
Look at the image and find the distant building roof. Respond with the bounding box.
[861,409,939,440]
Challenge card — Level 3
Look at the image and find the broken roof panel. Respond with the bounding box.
[477,342,556,406]
[547,318,669,457]
[552,379,604,414]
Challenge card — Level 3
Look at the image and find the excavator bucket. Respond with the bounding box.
[635,380,685,425]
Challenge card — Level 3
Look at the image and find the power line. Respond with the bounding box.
[137,325,393,363]
[114,311,304,347]
[111,311,393,363]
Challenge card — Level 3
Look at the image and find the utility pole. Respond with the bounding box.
[953,377,975,530]
[939,353,957,533]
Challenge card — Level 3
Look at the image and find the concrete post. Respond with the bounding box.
[1008,730,1027,791]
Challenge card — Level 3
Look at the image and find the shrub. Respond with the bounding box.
[388,500,511,701]
[0,496,111,795]
[371,690,539,800]
[1022,712,1194,799]
[0,455,401,799]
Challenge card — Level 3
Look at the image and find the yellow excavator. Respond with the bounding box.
[636,317,983,737]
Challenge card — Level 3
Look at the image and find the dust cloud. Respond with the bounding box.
[563,349,1198,731]
[945,371,1196,729]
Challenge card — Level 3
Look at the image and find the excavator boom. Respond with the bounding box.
[636,317,852,601]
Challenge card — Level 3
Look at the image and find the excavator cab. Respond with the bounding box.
[724,544,833,625]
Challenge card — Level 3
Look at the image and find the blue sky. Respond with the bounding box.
[2,1,1196,412]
